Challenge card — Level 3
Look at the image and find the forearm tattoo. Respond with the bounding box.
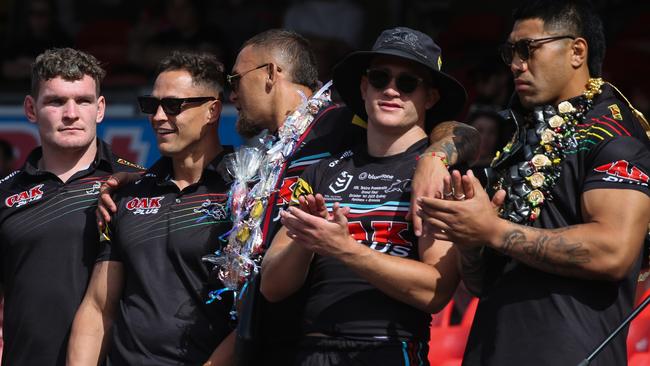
[500,228,590,273]
[427,121,480,165]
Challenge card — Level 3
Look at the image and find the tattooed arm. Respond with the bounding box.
[419,173,650,281]
[410,122,481,236]
[426,121,481,165]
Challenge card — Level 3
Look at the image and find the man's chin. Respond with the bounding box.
[236,117,265,139]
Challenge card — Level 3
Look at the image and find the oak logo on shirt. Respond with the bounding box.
[5,184,45,208]
[594,160,649,186]
[349,220,412,257]
[126,196,164,215]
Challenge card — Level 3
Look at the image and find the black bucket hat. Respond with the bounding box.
[333,27,467,132]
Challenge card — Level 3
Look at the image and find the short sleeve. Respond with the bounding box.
[583,136,650,197]
[96,208,123,263]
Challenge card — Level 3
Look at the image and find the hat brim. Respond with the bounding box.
[333,49,467,132]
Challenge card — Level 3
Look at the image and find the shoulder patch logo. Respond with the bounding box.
[291,178,314,204]
[5,184,45,207]
[116,158,145,170]
[608,104,623,121]
[594,160,649,186]
[329,171,353,194]
[126,196,164,215]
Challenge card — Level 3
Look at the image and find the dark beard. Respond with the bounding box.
[236,116,266,139]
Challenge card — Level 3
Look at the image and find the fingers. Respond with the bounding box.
[411,204,423,237]
[417,196,456,213]
[451,170,464,200]
[461,172,475,200]
[331,203,349,226]
[443,175,454,200]
[416,210,452,232]
[492,189,507,209]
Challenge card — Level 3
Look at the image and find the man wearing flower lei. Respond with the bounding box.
[418,1,650,365]
[260,27,466,365]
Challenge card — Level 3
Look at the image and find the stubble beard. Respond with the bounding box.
[235,115,267,139]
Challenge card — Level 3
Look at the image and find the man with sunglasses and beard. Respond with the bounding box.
[260,27,465,365]
[67,51,235,366]
[418,1,650,365]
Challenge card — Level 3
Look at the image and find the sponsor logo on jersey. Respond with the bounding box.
[349,220,412,257]
[358,172,395,181]
[5,184,45,207]
[594,160,649,186]
[329,171,353,193]
[291,178,314,204]
[608,104,623,121]
[194,199,228,221]
[126,196,164,214]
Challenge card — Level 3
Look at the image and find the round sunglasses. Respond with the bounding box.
[137,96,217,116]
[365,68,428,94]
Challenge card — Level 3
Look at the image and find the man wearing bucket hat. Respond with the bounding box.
[260,27,465,365]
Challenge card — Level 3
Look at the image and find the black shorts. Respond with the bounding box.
[294,336,429,366]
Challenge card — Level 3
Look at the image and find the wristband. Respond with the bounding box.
[416,151,449,169]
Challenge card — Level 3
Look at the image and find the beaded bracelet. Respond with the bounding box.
[415,151,449,169]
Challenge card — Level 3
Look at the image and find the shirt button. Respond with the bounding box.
[175,198,181,203]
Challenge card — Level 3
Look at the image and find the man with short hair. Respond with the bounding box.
[67,51,235,366]
[419,1,650,365]
[261,27,464,365]
[0,47,141,366]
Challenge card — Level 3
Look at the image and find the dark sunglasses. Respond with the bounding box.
[366,68,427,94]
[499,35,575,65]
[226,63,270,92]
[137,96,216,116]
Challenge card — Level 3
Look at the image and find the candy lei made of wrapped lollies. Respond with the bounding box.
[495,78,604,224]
[202,81,333,318]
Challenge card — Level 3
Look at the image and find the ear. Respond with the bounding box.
[265,63,279,91]
[24,95,38,123]
[96,95,106,124]
[570,38,588,69]
[360,76,368,101]
[207,99,222,125]
[425,88,440,110]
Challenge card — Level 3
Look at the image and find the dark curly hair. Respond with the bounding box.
[31,48,106,97]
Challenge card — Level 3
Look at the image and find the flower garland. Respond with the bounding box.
[202,81,333,317]
[494,78,604,224]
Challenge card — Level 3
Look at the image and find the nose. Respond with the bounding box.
[151,104,168,123]
[229,89,238,103]
[510,56,527,75]
[62,99,79,120]
[383,77,400,97]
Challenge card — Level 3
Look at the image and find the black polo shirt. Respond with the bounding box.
[464,86,650,366]
[0,139,142,366]
[98,152,234,366]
